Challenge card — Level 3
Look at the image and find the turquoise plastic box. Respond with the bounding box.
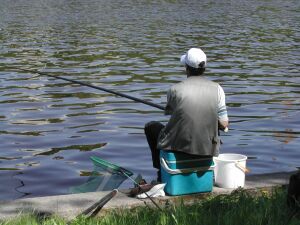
[160,150,214,196]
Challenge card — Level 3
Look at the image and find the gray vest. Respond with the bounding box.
[157,76,220,156]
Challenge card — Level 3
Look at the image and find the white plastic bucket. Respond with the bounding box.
[213,154,247,189]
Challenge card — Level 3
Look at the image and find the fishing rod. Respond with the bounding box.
[17,68,228,133]
[17,68,165,111]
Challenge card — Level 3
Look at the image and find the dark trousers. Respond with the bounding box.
[144,121,165,175]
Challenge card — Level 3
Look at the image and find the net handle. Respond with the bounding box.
[90,156,133,177]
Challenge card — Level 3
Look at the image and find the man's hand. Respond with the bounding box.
[218,120,229,132]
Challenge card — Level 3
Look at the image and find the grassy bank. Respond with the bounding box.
[1,188,299,225]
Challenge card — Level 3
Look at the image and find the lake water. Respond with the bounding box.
[0,0,299,200]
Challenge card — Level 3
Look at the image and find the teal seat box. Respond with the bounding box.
[160,150,214,196]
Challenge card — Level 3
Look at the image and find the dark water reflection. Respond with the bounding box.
[0,0,299,200]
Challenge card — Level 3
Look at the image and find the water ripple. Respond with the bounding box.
[0,0,299,200]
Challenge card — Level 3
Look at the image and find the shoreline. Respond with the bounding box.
[0,171,296,220]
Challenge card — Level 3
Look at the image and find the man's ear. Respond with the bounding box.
[199,61,205,68]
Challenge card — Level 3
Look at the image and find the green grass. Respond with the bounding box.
[1,188,299,225]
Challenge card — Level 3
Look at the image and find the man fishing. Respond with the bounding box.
[144,48,229,181]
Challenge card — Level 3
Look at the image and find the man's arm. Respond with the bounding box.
[218,85,229,131]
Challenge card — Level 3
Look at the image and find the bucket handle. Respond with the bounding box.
[235,162,250,173]
[160,158,215,175]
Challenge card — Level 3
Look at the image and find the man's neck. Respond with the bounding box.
[187,74,202,78]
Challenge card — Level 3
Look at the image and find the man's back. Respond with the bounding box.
[158,76,220,156]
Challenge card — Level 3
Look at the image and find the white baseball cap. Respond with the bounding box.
[180,48,207,68]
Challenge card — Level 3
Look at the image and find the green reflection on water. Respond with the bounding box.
[0,168,20,171]
[36,143,107,156]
